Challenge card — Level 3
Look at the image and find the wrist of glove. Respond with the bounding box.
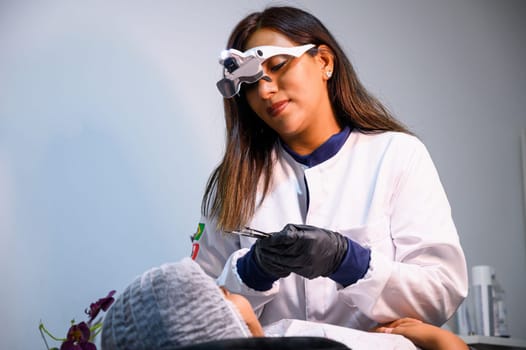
[236,245,285,292]
[255,224,349,279]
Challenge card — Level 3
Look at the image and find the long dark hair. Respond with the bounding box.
[202,6,411,231]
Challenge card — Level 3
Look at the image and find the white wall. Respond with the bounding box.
[1,1,525,348]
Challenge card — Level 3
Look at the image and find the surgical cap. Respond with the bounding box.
[101,258,250,350]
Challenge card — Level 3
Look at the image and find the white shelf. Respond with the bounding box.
[460,335,526,349]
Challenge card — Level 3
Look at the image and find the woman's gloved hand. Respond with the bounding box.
[254,224,349,279]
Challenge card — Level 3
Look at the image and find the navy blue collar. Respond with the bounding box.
[282,126,351,167]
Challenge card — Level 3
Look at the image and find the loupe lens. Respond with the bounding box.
[223,57,239,73]
[216,78,238,98]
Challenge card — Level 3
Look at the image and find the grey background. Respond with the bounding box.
[0,1,525,348]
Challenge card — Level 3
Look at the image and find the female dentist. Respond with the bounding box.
[191,5,467,331]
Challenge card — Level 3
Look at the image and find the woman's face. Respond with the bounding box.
[243,28,338,154]
[221,287,264,337]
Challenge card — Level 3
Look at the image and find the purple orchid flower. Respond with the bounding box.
[60,322,96,350]
[86,290,116,324]
[40,290,117,350]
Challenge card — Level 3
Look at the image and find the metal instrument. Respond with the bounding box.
[225,226,272,239]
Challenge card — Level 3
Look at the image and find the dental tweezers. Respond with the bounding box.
[225,227,272,239]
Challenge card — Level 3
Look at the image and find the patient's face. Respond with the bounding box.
[220,287,264,337]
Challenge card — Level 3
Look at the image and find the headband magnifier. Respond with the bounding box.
[216,44,315,98]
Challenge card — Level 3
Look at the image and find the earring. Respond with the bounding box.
[326,70,333,78]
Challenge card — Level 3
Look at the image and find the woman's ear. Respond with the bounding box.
[316,44,335,80]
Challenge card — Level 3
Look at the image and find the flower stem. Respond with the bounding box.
[39,322,52,350]
[90,322,103,340]
[39,321,66,343]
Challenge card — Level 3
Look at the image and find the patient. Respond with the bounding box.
[101,258,468,350]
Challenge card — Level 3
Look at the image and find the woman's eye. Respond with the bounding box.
[269,59,288,72]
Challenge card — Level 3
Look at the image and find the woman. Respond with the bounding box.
[191,6,467,331]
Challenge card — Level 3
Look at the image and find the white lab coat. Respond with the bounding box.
[192,131,468,331]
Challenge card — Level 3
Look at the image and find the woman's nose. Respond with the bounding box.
[256,75,277,99]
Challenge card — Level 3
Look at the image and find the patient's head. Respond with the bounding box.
[101,257,258,350]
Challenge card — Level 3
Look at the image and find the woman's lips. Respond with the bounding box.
[267,100,289,117]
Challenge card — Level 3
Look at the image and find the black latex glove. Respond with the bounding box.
[253,223,349,279]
